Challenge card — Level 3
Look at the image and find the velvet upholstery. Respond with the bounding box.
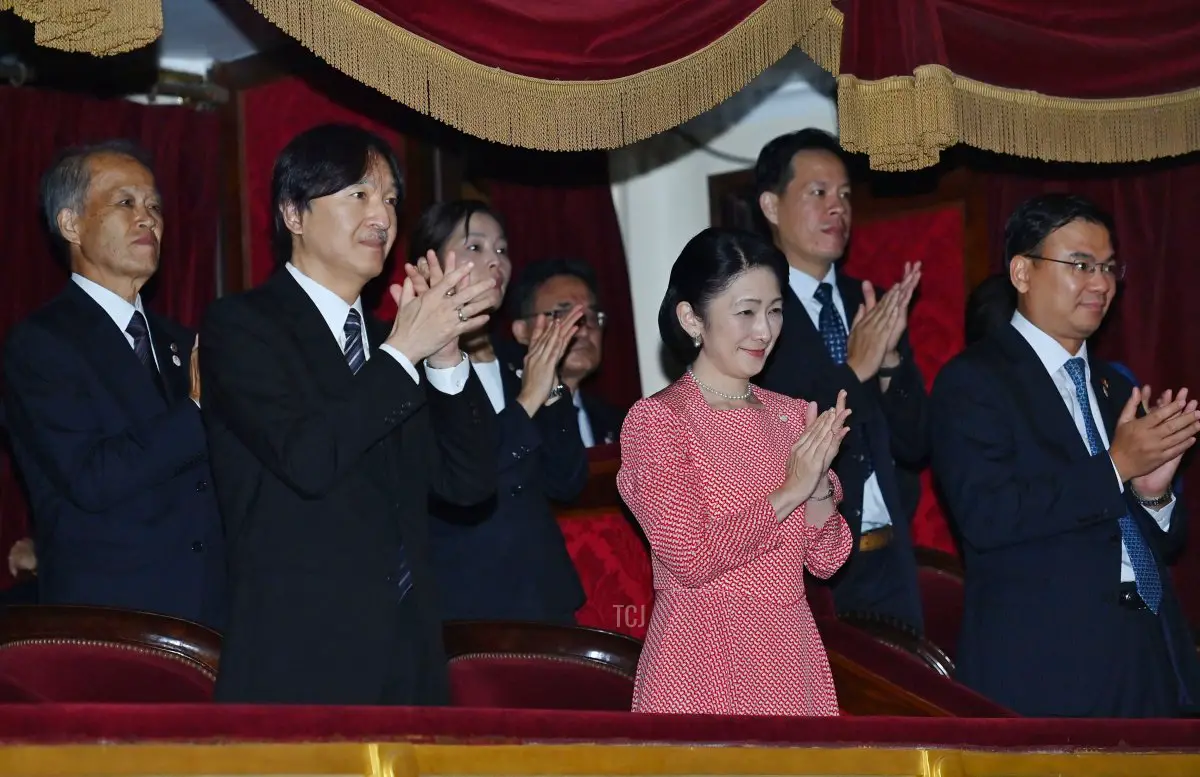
[0,605,219,703]
[444,621,638,711]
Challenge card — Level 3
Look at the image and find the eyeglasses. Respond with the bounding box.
[535,307,607,330]
[1024,255,1126,281]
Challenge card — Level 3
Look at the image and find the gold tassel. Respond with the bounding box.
[838,64,1200,172]
[0,0,162,56]
[243,0,841,152]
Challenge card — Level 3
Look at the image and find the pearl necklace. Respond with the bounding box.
[688,367,752,401]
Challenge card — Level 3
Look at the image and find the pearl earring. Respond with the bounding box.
[691,333,702,347]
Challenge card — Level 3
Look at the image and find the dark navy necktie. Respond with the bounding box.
[1063,357,1162,613]
[126,310,164,397]
[345,309,413,599]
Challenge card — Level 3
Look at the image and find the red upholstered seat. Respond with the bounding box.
[0,605,220,703]
[444,621,639,711]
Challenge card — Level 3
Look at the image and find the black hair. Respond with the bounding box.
[965,274,1017,345]
[657,228,787,365]
[409,199,506,263]
[1003,193,1116,265]
[270,123,405,265]
[40,139,156,267]
[507,257,601,320]
[753,128,846,200]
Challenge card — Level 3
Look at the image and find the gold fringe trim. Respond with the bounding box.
[0,0,162,56]
[838,64,1200,171]
[244,0,840,151]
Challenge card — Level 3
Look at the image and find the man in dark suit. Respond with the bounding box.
[2,141,225,628]
[200,124,499,706]
[755,129,927,633]
[430,331,588,625]
[508,259,625,446]
[931,193,1200,717]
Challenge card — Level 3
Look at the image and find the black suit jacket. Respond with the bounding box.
[931,324,1200,716]
[758,270,927,622]
[200,270,497,705]
[430,341,587,623]
[580,390,625,447]
[2,282,226,627]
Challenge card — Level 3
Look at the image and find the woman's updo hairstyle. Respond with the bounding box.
[409,199,506,263]
[657,227,787,364]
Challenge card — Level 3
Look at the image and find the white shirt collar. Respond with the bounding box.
[71,273,146,332]
[1010,310,1089,378]
[286,262,366,347]
[788,264,837,301]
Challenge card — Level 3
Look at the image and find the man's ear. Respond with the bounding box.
[512,318,531,346]
[57,208,83,248]
[758,191,780,228]
[1010,256,1032,294]
[282,200,304,235]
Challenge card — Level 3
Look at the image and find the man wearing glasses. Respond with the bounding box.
[508,259,623,446]
[931,193,1200,717]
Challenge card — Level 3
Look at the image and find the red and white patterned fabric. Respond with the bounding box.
[617,375,851,716]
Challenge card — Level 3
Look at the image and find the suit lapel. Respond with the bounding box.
[1091,366,1120,441]
[58,283,167,418]
[780,285,830,366]
[835,269,864,328]
[992,325,1091,461]
[147,314,186,406]
[264,270,356,397]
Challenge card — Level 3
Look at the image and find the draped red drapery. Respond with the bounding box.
[0,87,220,588]
[840,0,1200,97]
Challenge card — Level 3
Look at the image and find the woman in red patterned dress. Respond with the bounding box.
[618,228,853,716]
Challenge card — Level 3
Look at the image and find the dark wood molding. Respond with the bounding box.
[828,648,952,716]
[0,605,221,677]
[216,90,250,295]
[443,620,641,679]
[210,50,292,93]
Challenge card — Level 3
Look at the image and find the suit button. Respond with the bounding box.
[195,480,208,492]
[191,541,204,553]
[512,450,523,460]
[510,485,523,497]
[850,507,862,519]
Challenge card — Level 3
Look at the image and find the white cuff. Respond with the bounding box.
[1109,455,1125,493]
[424,352,470,395]
[379,344,421,385]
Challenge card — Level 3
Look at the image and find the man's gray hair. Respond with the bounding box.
[39,140,155,265]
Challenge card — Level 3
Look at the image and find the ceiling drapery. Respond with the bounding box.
[1,0,161,55]
[238,0,841,151]
[836,0,1200,171]
[9,0,1200,168]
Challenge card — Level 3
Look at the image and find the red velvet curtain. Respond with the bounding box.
[328,0,772,79]
[840,0,1200,96]
[0,87,220,588]
[981,154,1200,624]
[842,207,965,554]
[485,151,642,411]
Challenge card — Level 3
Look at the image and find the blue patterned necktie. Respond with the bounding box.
[814,283,848,365]
[345,309,412,599]
[1063,357,1162,613]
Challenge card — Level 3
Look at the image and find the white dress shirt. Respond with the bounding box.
[285,263,469,394]
[1010,311,1174,582]
[788,265,892,532]
[471,358,506,414]
[72,273,160,370]
[573,389,596,448]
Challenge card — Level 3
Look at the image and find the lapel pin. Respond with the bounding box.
[780,414,789,422]
[1100,378,1109,397]
[171,355,182,367]
[169,342,178,353]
